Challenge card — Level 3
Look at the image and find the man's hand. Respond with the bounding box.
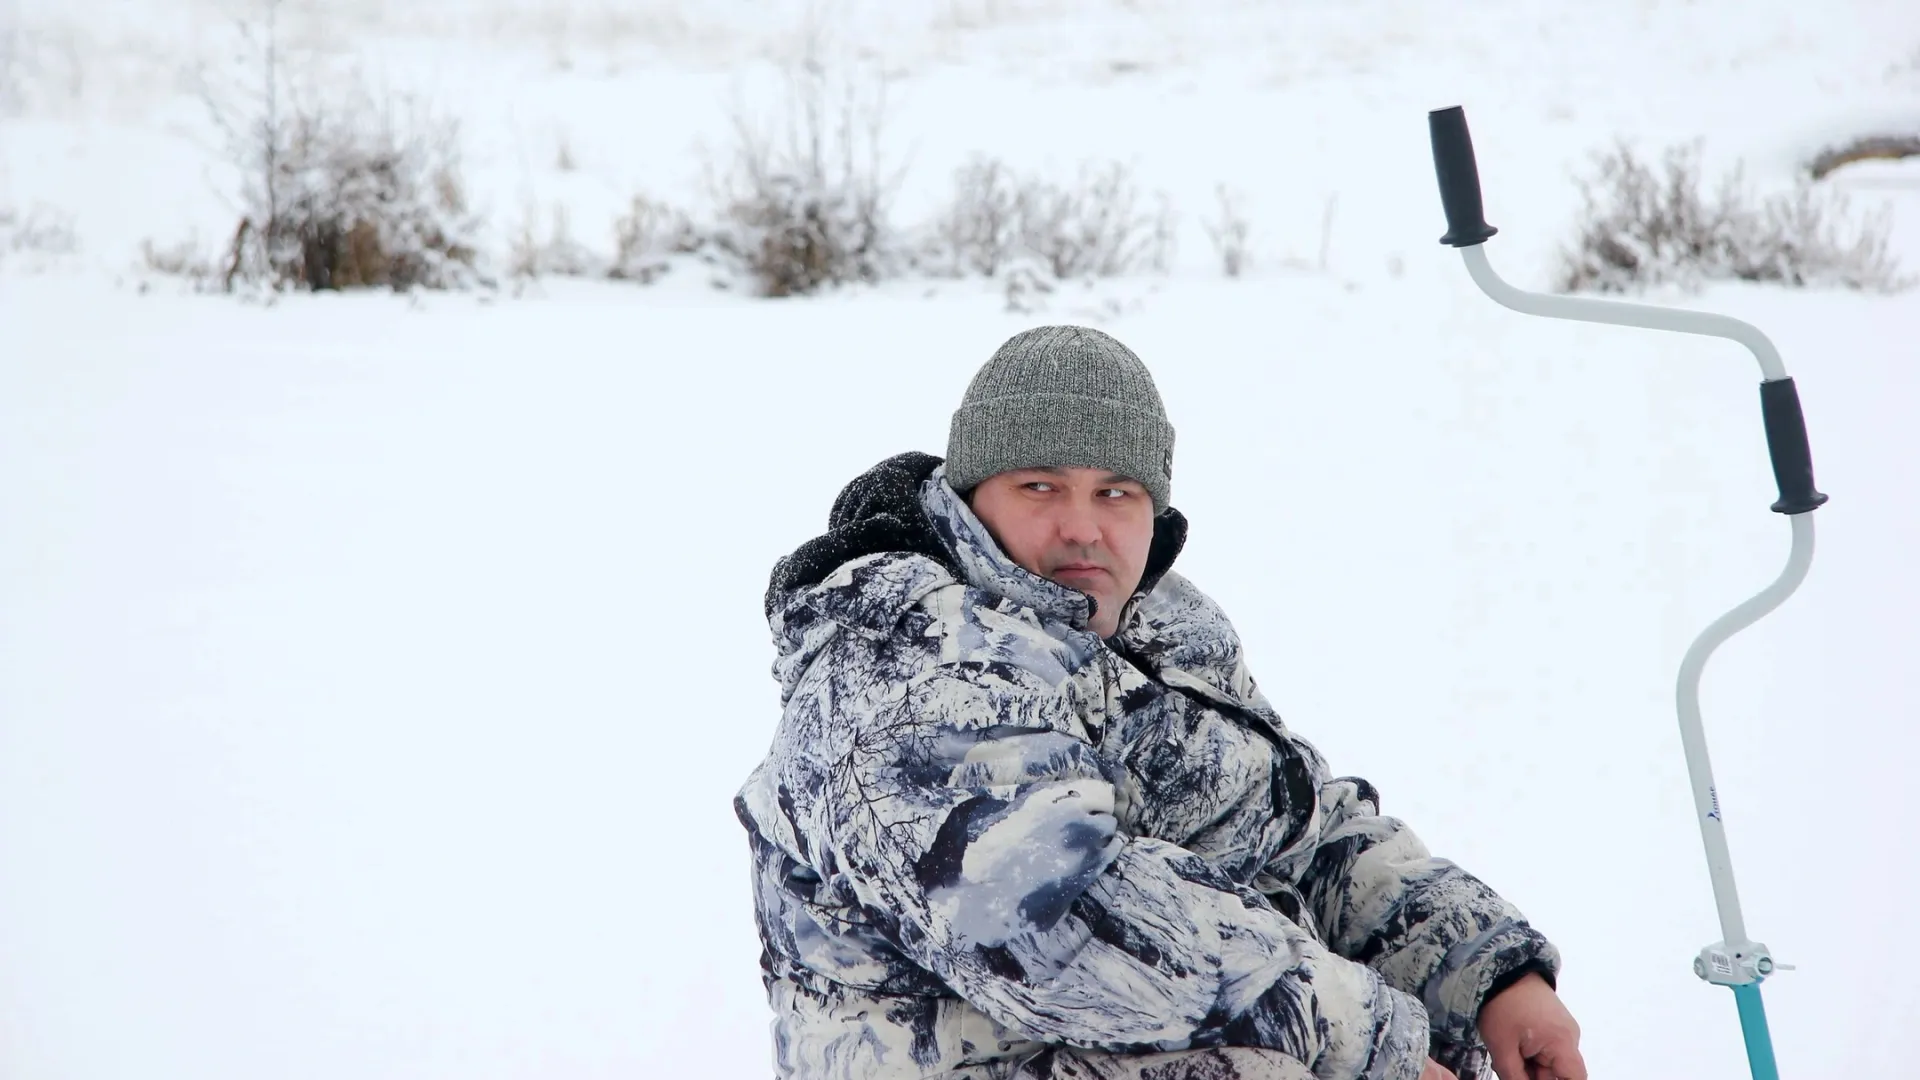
[1477,972,1587,1080]
[1420,1059,1458,1080]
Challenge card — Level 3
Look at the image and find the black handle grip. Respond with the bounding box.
[1760,378,1829,514]
[1429,106,1498,247]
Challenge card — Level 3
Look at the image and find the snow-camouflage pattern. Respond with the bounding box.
[736,455,1559,1080]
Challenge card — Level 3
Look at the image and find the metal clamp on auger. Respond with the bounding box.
[1426,104,1827,1080]
[1695,941,1794,987]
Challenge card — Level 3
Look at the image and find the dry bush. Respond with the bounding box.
[1019,161,1169,279]
[508,201,600,280]
[1557,141,1907,294]
[139,236,223,290]
[1000,261,1055,315]
[705,49,902,297]
[930,156,1175,282]
[218,91,484,292]
[1202,182,1252,277]
[934,157,1024,276]
[610,194,701,284]
[0,203,79,271]
[1144,190,1177,274]
[186,0,486,294]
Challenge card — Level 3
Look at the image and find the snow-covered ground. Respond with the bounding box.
[3,2,1917,1078]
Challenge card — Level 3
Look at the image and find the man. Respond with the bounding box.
[736,326,1586,1080]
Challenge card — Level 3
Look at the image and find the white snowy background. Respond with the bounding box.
[3,1,1917,1077]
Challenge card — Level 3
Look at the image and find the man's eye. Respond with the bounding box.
[1099,488,1129,499]
[1024,482,1055,493]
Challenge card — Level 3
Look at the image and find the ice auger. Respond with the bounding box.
[1425,105,1828,1080]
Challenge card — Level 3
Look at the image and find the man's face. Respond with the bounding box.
[967,466,1156,639]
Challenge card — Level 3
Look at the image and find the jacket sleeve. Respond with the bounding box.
[1289,770,1562,1064]
[813,640,1430,1080]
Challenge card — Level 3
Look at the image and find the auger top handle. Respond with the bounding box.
[1425,106,1829,516]
[1425,104,1829,1080]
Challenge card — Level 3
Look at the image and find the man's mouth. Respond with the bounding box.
[1051,564,1108,584]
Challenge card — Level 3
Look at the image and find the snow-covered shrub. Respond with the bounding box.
[1000,261,1055,315]
[194,1,485,293]
[508,202,600,281]
[0,203,78,271]
[1018,161,1171,280]
[139,236,223,290]
[933,157,1025,277]
[218,93,484,292]
[1557,141,1906,294]
[706,54,900,297]
[609,194,701,284]
[1202,183,1252,278]
[926,156,1175,283]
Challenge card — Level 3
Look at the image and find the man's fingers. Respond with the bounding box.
[1532,1029,1587,1080]
[1548,1042,1589,1080]
[1487,1045,1529,1080]
[1517,1040,1589,1080]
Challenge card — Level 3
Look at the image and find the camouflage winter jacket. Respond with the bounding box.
[735,453,1560,1080]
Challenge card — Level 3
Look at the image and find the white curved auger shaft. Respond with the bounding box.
[1428,106,1828,1080]
[1459,241,1811,972]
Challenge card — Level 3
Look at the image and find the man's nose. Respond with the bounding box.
[1055,497,1102,547]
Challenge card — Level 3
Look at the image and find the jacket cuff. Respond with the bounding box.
[1479,958,1558,1016]
[1423,922,1562,1049]
[1421,957,1561,1079]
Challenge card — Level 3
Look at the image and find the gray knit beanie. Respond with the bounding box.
[946,325,1176,513]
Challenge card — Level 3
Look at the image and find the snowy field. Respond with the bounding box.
[3,1,1919,1078]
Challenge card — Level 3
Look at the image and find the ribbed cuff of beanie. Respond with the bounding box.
[946,391,1174,514]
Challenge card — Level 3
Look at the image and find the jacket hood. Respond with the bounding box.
[763,452,952,619]
[764,451,1188,642]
